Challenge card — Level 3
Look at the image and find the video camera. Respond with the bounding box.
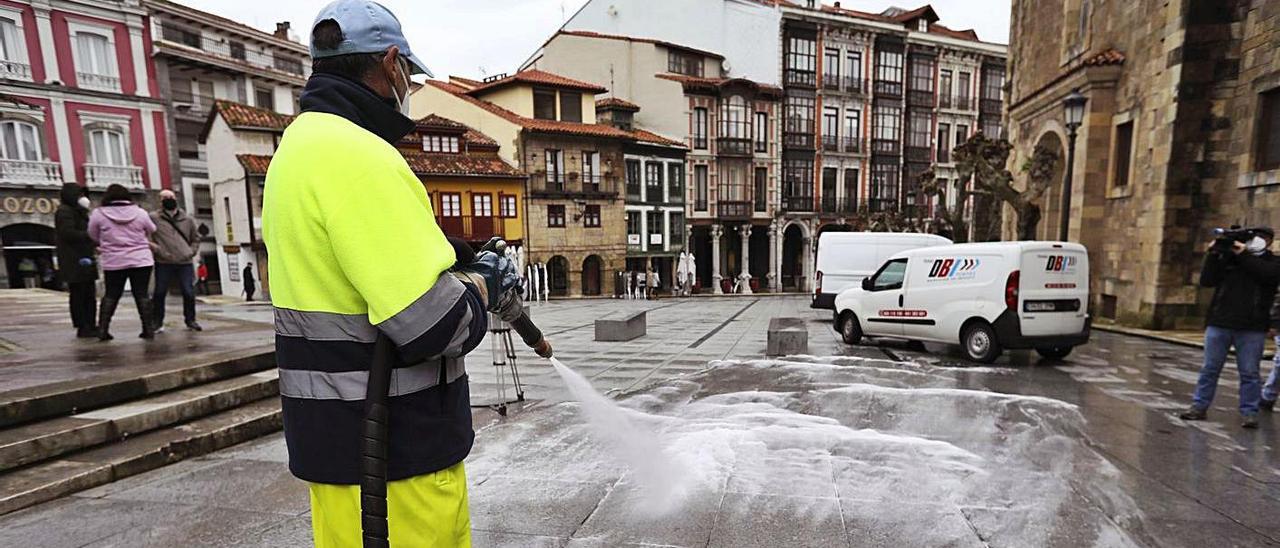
[1210,226,1259,255]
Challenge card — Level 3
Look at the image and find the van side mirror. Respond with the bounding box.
[861,277,873,291]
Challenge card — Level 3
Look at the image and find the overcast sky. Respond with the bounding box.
[184,0,1010,80]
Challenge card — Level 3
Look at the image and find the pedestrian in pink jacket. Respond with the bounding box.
[88,184,157,341]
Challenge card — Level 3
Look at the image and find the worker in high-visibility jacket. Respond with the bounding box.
[261,2,523,546]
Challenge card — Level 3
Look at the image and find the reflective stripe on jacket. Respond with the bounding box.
[263,111,487,485]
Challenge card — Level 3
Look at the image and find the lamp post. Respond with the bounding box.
[1059,89,1087,241]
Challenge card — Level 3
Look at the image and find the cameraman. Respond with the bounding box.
[1180,227,1278,429]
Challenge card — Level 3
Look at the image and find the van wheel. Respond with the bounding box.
[962,323,1002,364]
[1036,346,1073,361]
[839,312,863,345]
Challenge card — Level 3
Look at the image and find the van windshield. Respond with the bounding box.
[871,259,907,290]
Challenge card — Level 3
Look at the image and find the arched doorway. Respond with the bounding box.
[582,255,602,296]
[1032,132,1066,241]
[2,223,58,289]
[781,224,806,291]
[547,256,569,297]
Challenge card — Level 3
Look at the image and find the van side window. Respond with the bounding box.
[870,259,908,291]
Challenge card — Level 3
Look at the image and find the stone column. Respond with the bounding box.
[711,224,723,294]
[738,224,753,294]
[768,220,780,292]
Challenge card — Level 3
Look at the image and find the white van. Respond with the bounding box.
[833,241,1091,363]
[812,232,952,310]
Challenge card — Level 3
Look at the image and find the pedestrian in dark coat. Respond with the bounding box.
[243,262,256,301]
[54,183,98,338]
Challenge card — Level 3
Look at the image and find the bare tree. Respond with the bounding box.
[924,132,1060,241]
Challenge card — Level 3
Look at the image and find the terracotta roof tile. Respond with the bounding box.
[887,5,940,23]
[466,69,608,95]
[554,30,725,60]
[817,4,988,43]
[236,154,273,176]
[211,100,295,132]
[595,97,641,111]
[1083,48,1125,66]
[928,24,981,42]
[403,151,524,178]
[426,80,637,140]
[654,73,784,97]
[631,129,686,148]
[416,113,469,132]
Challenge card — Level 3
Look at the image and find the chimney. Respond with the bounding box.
[274,22,290,39]
[834,1,841,7]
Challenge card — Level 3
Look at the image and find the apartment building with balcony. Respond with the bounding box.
[778,2,1006,290]
[0,0,171,288]
[143,0,308,287]
[413,70,643,297]
[524,28,784,295]
[394,114,526,248]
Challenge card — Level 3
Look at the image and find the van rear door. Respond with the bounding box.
[1019,246,1089,337]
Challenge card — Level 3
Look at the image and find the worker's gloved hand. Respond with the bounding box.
[453,250,524,322]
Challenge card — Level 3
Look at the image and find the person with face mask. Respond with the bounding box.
[149,189,202,332]
[261,2,523,546]
[1180,227,1279,429]
[54,183,98,338]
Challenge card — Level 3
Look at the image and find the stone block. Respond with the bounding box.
[766,317,808,357]
[593,310,646,342]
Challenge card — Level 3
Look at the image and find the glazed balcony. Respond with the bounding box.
[780,195,814,212]
[717,200,753,220]
[436,215,506,242]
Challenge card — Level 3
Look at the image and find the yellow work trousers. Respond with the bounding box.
[310,462,471,548]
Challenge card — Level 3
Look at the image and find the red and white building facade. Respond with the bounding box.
[0,0,170,288]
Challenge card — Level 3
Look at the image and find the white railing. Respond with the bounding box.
[85,163,144,190]
[0,60,31,81]
[76,71,121,92]
[0,159,63,187]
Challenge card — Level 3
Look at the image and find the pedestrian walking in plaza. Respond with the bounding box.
[150,189,202,332]
[1263,292,1280,413]
[196,260,209,295]
[1180,227,1279,428]
[87,184,157,341]
[261,3,522,545]
[54,183,98,338]
[242,262,256,301]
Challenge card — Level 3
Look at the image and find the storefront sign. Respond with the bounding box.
[1,196,57,215]
[0,189,61,228]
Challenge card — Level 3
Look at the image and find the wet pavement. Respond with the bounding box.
[1,294,1278,546]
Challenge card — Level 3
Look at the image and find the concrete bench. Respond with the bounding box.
[595,310,647,342]
[767,317,808,357]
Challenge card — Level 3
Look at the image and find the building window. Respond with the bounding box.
[981,66,1005,101]
[908,56,935,92]
[0,16,30,79]
[958,72,972,103]
[472,193,493,218]
[721,96,749,141]
[583,204,601,227]
[844,109,861,151]
[229,40,246,60]
[668,163,684,200]
[560,91,582,123]
[754,167,767,211]
[754,112,768,152]
[273,54,304,76]
[870,160,900,212]
[626,211,641,244]
[582,150,600,191]
[499,194,517,218]
[875,49,903,84]
[846,51,862,90]
[937,122,951,161]
[424,134,460,153]
[0,120,43,161]
[782,158,814,210]
[668,50,703,77]
[645,162,663,201]
[544,149,564,189]
[939,69,953,105]
[694,164,708,211]
[822,106,839,148]
[87,128,128,166]
[1112,120,1134,187]
[439,193,461,217]
[160,24,200,47]
[1258,89,1280,171]
[534,88,557,120]
[74,31,118,91]
[784,94,815,135]
[843,168,858,210]
[647,211,663,244]
[821,167,838,211]
[625,159,642,197]
[784,35,816,85]
[693,107,708,149]
[955,124,969,148]
[907,110,931,149]
[823,47,840,83]
[670,213,685,245]
[873,105,902,143]
[255,87,274,110]
[547,204,566,227]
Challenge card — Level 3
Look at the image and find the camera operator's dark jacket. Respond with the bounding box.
[1201,250,1280,331]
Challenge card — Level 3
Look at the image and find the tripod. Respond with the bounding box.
[475,312,526,416]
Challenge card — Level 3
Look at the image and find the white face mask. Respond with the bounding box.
[1246,236,1268,255]
[77,196,91,209]
[389,58,412,117]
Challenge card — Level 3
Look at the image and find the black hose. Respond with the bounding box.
[361,333,395,548]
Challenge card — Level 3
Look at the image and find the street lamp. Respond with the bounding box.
[1059,89,1087,241]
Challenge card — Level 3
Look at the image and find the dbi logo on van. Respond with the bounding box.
[1042,254,1079,274]
[926,258,980,282]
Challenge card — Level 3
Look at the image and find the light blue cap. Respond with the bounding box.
[309,0,432,77]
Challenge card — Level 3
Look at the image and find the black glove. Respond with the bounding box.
[452,249,524,322]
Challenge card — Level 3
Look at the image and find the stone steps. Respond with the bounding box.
[0,396,282,516]
[0,345,275,430]
[0,370,278,473]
